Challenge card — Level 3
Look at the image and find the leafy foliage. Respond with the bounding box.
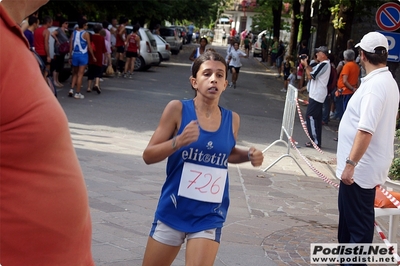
[389,129,400,180]
[39,0,226,27]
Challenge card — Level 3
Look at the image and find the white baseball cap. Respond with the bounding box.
[355,32,388,53]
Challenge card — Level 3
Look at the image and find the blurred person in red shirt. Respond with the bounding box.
[0,0,94,265]
[87,24,107,93]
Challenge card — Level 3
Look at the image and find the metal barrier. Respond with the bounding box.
[262,84,307,175]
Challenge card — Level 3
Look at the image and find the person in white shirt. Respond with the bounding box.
[300,46,330,148]
[227,41,248,89]
[336,32,399,253]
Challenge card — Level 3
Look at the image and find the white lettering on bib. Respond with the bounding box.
[178,162,227,203]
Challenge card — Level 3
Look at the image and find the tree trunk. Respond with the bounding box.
[301,0,312,44]
[272,0,282,39]
[289,0,301,57]
[334,0,356,59]
[315,0,332,47]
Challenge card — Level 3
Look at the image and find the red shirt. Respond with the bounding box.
[34,26,46,56]
[89,34,106,66]
[116,25,125,47]
[127,33,139,52]
[0,5,94,266]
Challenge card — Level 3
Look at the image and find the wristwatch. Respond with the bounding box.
[346,157,357,167]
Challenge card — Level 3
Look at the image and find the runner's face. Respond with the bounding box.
[191,60,228,97]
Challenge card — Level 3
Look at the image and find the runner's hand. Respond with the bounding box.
[248,147,263,167]
[176,121,200,148]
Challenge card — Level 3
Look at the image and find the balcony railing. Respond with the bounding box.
[224,3,259,12]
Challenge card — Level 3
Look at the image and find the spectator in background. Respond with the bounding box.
[240,29,247,48]
[297,40,309,90]
[347,39,359,61]
[109,18,118,51]
[187,22,194,44]
[0,1,94,265]
[322,53,337,126]
[101,21,112,77]
[301,46,331,148]
[248,31,254,44]
[270,37,278,67]
[222,28,227,45]
[69,19,96,99]
[243,34,251,56]
[153,24,161,35]
[276,40,285,77]
[87,24,106,94]
[34,16,53,77]
[20,11,38,32]
[51,17,69,87]
[124,23,141,79]
[261,34,268,62]
[335,49,360,119]
[23,15,39,49]
[115,16,128,75]
[230,27,237,39]
[281,55,295,92]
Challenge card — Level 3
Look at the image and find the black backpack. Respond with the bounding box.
[327,65,338,94]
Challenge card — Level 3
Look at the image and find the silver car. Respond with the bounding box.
[159,27,183,55]
[152,34,171,65]
[125,26,159,70]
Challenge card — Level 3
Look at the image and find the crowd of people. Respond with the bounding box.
[21,13,144,99]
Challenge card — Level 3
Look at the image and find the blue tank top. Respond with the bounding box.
[155,99,236,233]
[72,30,88,55]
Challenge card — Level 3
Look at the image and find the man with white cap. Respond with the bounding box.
[300,45,331,148]
[336,31,399,257]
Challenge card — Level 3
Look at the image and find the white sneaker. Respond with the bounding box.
[68,89,74,97]
[74,92,85,99]
[228,82,233,88]
[280,88,287,92]
[99,78,104,82]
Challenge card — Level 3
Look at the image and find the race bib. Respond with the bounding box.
[178,162,227,203]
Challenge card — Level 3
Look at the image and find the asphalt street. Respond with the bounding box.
[55,43,395,265]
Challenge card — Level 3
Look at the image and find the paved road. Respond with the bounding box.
[56,43,393,265]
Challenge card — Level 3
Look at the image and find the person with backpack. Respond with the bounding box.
[300,46,331,148]
[335,49,360,120]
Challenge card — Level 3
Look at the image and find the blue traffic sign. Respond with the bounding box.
[378,31,400,62]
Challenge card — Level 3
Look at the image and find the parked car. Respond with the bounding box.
[125,26,159,70]
[173,25,188,44]
[159,27,183,55]
[152,34,171,65]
